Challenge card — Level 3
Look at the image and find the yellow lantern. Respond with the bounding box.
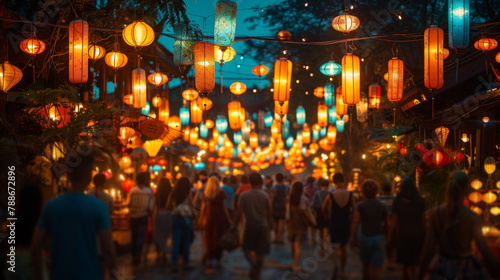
[189,127,199,145]
[122,20,155,48]
[275,101,289,116]
[214,45,236,63]
[158,98,170,123]
[151,95,162,108]
[168,115,181,129]
[336,91,348,117]
[471,206,482,215]
[313,86,325,98]
[68,19,89,84]
[195,97,213,111]
[230,81,247,95]
[484,156,496,175]
[252,64,269,77]
[249,132,259,149]
[88,44,106,60]
[332,14,360,33]
[271,121,281,139]
[147,72,169,87]
[273,58,292,103]
[302,125,311,144]
[228,101,243,130]
[424,26,444,89]
[190,102,203,124]
[341,53,360,105]
[317,103,328,127]
[468,191,482,203]
[20,38,46,55]
[132,68,147,108]
[471,179,483,190]
[105,51,128,69]
[474,38,498,51]
[368,83,381,109]
[143,139,163,157]
[387,57,404,102]
[204,119,215,129]
[483,191,497,204]
[0,61,23,92]
[194,41,215,93]
[491,207,500,216]
[182,88,199,101]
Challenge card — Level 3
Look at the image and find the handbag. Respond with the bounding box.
[219,226,240,252]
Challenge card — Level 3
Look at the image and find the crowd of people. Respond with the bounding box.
[9,154,500,280]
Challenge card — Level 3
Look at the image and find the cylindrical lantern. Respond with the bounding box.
[332,14,360,33]
[336,91,348,117]
[122,20,155,48]
[275,101,289,116]
[195,97,213,111]
[214,0,237,47]
[0,61,23,92]
[313,86,325,98]
[214,45,236,63]
[189,127,199,145]
[194,41,215,93]
[424,26,444,89]
[302,125,311,144]
[228,101,243,130]
[199,123,209,138]
[342,53,360,105]
[105,51,128,69]
[356,95,368,122]
[387,57,404,102]
[296,106,306,126]
[327,125,337,143]
[158,98,170,123]
[249,132,259,149]
[324,84,335,106]
[88,44,106,60]
[190,102,203,124]
[319,61,342,76]
[182,88,199,101]
[230,81,247,95]
[20,38,46,55]
[173,24,194,66]
[448,0,469,48]
[216,115,228,134]
[147,71,169,86]
[252,64,269,77]
[273,58,292,103]
[317,103,328,127]
[474,38,498,51]
[180,106,190,126]
[368,83,381,109]
[132,68,147,108]
[328,106,337,124]
[68,19,89,83]
[336,118,346,133]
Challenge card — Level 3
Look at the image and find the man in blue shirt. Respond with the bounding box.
[221,176,235,216]
[32,155,116,280]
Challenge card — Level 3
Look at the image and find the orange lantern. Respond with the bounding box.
[182,88,199,101]
[228,101,243,130]
[341,53,360,105]
[317,102,328,127]
[319,137,334,151]
[123,94,133,105]
[195,97,213,111]
[336,91,348,117]
[68,19,89,84]
[249,132,259,149]
[190,102,203,124]
[327,125,337,143]
[151,95,162,108]
[474,38,498,51]
[302,125,311,144]
[122,20,155,48]
[20,38,46,55]
[194,41,215,93]
[387,57,404,102]
[204,119,215,129]
[158,98,170,123]
[443,48,450,59]
[273,58,292,103]
[189,127,199,145]
[0,61,23,92]
[313,86,325,98]
[230,81,247,95]
[368,83,381,109]
[88,44,106,60]
[424,26,444,89]
[332,14,360,33]
[277,30,292,40]
[105,51,128,69]
[252,64,269,77]
[275,101,289,116]
[132,68,147,108]
[147,72,169,86]
[168,115,181,129]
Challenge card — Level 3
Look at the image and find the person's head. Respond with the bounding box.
[306,176,316,185]
[204,176,220,198]
[380,181,392,195]
[172,177,191,205]
[93,173,106,189]
[360,179,379,199]
[398,176,420,201]
[332,172,344,187]
[209,171,221,181]
[240,174,249,184]
[249,172,263,188]
[275,173,284,183]
[156,178,172,206]
[68,155,94,191]
[229,175,238,185]
[136,172,151,188]
[264,175,273,186]
[318,178,329,189]
[198,171,208,184]
[222,176,230,185]
[290,181,304,206]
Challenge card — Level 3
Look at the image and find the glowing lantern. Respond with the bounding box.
[230,81,247,95]
[491,207,500,216]
[496,52,500,63]
[342,53,360,105]
[275,101,289,116]
[474,38,498,51]
[302,126,311,144]
[468,191,482,203]
[132,68,147,108]
[121,178,135,192]
[123,94,133,105]
[194,41,215,93]
[0,61,23,92]
[332,13,360,33]
[180,106,190,126]
[233,130,242,144]
[435,126,450,147]
[147,72,169,86]
[324,84,335,106]
[271,121,281,139]
[484,156,496,175]
[68,19,89,84]
[356,94,368,122]
[448,0,469,48]
[173,24,194,66]
[204,120,214,129]
[20,38,46,55]
[296,106,306,126]
[228,101,244,130]
[387,57,404,102]
[151,95,162,108]
[168,115,181,129]
[158,98,170,123]
[190,102,203,124]
[143,139,163,157]
[424,26,444,89]
[189,127,199,145]
[264,111,273,128]
[252,64,269,77]
[319,138,334,151]
[249,132,259,149]
[277,30,292,40]
[317,103,328,127]
[313,87,325,98]
[443,48,450,59]
[195,97,213,111]
[122,20,155,48]
[216,116,229,134]
[320,61,342,76]
[328,107,337,124]
[336,118,346,132]
[273,58,292,103]
[336,91,348,117]
[182,88,199,101]
[368,83,381,109]
[105,51,128,69]
[214,0,237,47]
[214,45,236,63]
[483,192,497,204]
[88,44,105,60]
[327,125,337,143]
[141,101,151,115]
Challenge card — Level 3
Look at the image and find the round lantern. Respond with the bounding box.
[313,86,325,98]
[214,0,237,47]
[317,103,328,127]
[147,71,169,86]
[332,14,360,33]
[468,191,482,203]
[387,57,404,102]
[105,51,128,69]
[230,81,247,95]
[173,23,194,66]
[151,95,162,108]
[368,83,381,109]
[342,53,360,105]
[20,38,46,55]
[424,26,444,89]
[273,58,292,103]
[296,106,306,126]
[336,91,348,117]
[319,61,342,76]
[158,98,170,123]
[483,191,497,204]
[474,38,498,51]
[68,19,89,84]
[194,41,215,93]
[132,68,147,108]
[214,46,236,63]
[168,115,181,129]
[252,64,269,77]
[88,44,106,60]
[277,30,292,40]
[319,137,334,151]
[0,61,23,92]
[448,0,470,49]
[204,119,215,129]
[121,178,135,192]
[182,88,199,101]
[228,101,244,130]
[195,97,213,111]
[122,20,155,48]
[484,156,496,175]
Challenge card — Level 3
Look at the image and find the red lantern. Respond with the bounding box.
[424,26,444,89]
[121,178,135,192]
[474,38,498,51]
[20,38,46,55]
[68,19,89,84]
[101,170,112,180]
[252,64,269,77]
[387,57,404,101]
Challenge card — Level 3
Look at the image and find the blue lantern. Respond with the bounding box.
[233,130,242,144]
[312,129,320,141]
[264,111,273,127]
[218,135,225,146]
[194,162,206,170]
[319,61,341,76]
[252,112,258,120]
[448,0,469,49]
[180,106,190,126]
[328,106,337,124]
[216,115,228,134]
[320,127,327,137]
[141,101,151,115]
[336,118,345,133]
[214,0,237,47]
[199,123,209,138]
[324,84,335,106]
[173,24,194,66]
[282,119,290,139]
[233,148,239,158]
[286,136,294,147]
[296,106,306,126]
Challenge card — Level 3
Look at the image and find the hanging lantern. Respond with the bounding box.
[88,44,105,60]
[264,111,273,128]
[296,106,306,126]
[448,0,470,48]
[143,139,163,157]
[483,192,497,204]
[249,132,259,149]
[336,118,346,132]
[468,191,482,203]
[273,58,292,103]
[168,115,181,129]
[214,45,236,63]
[319,138,334,151]
[275,101,289,116]
[277,30,292,40]
[324,84,335,106]
[190,102,203,124]
[204,119,215,129]
[214,0,237,47]
[141,101,151,115]
[496,52,500,63]
[356,94,368,122]
[189,127,199,145]
[123,94,133,105]
[252,64,269,77]
[216,115,229,134]
[68,19,89,84]
[387,57,404,102]
[147,72,169,86]
[443,48,450,59]
[105,51,128,69]
[151,95,162,108]
[368,83,381,109]
[474,38,498,51]
[20,38,46,55]
[158,98,170,123]
[342,53,360,105]
[182,88,199,101]
[194,41,215,93]
[424,26,444,89]
[122,20,155,48]
[327,125,337,143]
[336,90,348,117]
[180,106,190,126]
[332,13,360,33]
[313,86,325,98]
[0,61,23,92]
[228,101,244,130]
[319,61,342,76]
[435,126,450,147]
[230,81,247,95]
[173,24,194,66]
[195,97,213,111]
[317,102,328,127]
[328,106,337,124]
[132,68,147,108]
[484,156,496,175]
[302,125,311,144]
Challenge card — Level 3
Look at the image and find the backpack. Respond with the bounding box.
[273,184,287,213]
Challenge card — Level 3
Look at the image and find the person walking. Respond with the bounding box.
[89,173,114,215]
[221,176,236,217]
[377,181,396,269]
[153,177,173,264]
[312,178,330,244]
[235,172,272,280]
[271,173,289,244]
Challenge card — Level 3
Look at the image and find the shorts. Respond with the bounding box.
[273,211,285,222]
[329,227,350,245]
[243,225,271,255]
[359,234,385,266]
